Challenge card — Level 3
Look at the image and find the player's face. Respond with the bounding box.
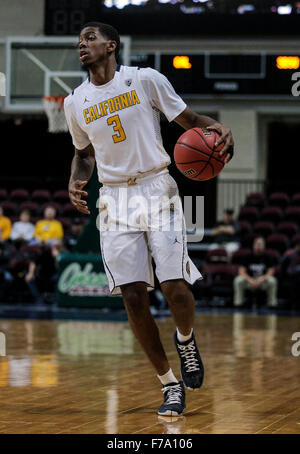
[78,27,112,69]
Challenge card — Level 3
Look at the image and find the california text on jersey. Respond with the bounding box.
[83,90,140,124]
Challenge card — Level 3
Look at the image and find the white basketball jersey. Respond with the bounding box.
[64,65,186,183]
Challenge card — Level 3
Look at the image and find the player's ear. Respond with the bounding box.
[107,40,117,55]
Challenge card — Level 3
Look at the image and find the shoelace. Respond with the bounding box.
[162,384,183,405]
[177,340,200,372]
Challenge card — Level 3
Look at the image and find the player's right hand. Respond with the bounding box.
[68,180,90,215]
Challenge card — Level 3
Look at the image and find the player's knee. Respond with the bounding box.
[162,280,191,305]
[121,283,148,311]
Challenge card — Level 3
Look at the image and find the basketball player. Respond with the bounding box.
[65,22,234,416]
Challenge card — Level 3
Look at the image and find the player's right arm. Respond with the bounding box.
[64,94,95,215]
[69,144,95,215]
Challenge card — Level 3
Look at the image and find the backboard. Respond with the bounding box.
[4,36,131,113]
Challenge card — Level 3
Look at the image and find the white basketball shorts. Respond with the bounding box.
[98,170,202,295]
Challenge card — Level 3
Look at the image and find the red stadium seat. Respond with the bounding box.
[58,217,71,232]
[0,189,7,202]
[291,233,300,247]
[268,192,290,209]
[31,189,51,204]
[238,221,252,237]
[238,206,259,223]
[260,206,283,223]
[0,201,18,216]
[207,248,228,263]
[266,233,289,254]
[285,206,300,223]
[264,248,280,264]
[53,190,70,204]
[291,193,300,206]
[253,221,275,237]
[245,192,266,208]
[62,203,80,218]
[231,248,251,265]
[10,189,30,204]
[277,222,298,237]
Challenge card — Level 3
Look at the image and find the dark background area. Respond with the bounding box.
[45,0,300,36]
[267,121,300,194]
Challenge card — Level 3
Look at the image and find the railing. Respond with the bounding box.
[217,179,266,219]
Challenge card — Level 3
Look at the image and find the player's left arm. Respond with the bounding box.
[174,107,234,163]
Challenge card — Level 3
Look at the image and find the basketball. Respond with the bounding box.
[174,128,226,181]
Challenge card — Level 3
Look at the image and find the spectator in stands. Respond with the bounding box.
[0,241,14,300]
[210,208,240,256]
[280,239,300,308]
[27,240,63,303]
[0,205,12,242]
[233,236,277,308]
[10,209,35,243]
[34,206,63,245]
[64,218,84,252]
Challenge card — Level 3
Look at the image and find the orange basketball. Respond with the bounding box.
[174,128,226,181]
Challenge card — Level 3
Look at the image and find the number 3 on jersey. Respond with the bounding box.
[107,115,126,143]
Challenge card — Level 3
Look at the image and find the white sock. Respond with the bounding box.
[177,327,193,343]
[157,368,179,386]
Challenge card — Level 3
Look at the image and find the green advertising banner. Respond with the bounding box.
[57,253,123,309]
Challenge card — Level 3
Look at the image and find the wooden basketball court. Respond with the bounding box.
[0,312,299,434]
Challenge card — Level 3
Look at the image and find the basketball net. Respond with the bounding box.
[43,95,68,133]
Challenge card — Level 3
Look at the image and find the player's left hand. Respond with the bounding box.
[206,122,234,163]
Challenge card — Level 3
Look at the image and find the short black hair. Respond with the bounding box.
[81,22,120,62]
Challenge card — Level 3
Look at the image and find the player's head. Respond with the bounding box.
[44,206,56,220]
[78,22,120,70]
[253,236,265,254]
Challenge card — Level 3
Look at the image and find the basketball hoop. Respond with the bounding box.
[43,95,68,133]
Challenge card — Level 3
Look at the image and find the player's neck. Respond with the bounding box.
[88,60,117,86]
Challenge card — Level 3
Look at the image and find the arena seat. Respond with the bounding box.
[285,206,300,223]
[265,248,280,264]
[245,192,266,208]
[266,233,289,254]
[291,193,300,206]
[238,206,259,223]
[31,189,51,204]
[268,192,290,209]
[277,222,298,237]
[253,221,275,237]
[291,233,300,247]
[206,248,228,263]
[0,201,18,216]
[260,206,283,223]
[53,190,70,204]
[231,248,251,265]
[10,189,30,204]
[58,217,71,232]
[238,221,252,237]
[0,189,8,203]
[62,203,80,218]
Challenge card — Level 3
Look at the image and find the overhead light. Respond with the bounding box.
[277,5,292,15]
